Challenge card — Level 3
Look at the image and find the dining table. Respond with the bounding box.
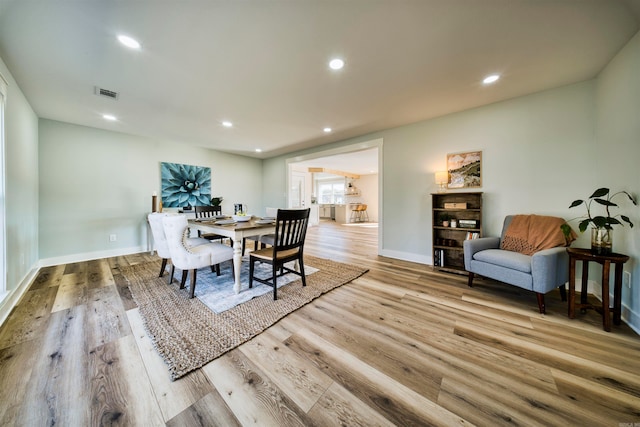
[187,216,276,294]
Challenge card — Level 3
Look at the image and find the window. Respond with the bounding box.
[0,72,6,297]
[318,180,345,204]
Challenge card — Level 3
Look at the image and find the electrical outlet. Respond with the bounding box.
[623,271,631,289]
[109,234,117,242]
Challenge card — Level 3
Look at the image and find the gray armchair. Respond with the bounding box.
[463,215,569,314]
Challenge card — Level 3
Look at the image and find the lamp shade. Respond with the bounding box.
[435,171,448,184]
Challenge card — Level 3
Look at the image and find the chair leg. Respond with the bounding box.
[159,258,168,277]
[189,269,197,298]
[180,270,188,289]
[169,265,175,284]
[298,257,307,287]
[536,292,546,314]
[215,264,221,276]
[559,284,567,301]
[249,258,254,289]
[272,263,278,300]
[242,238,246,256]
[467,272,474,287]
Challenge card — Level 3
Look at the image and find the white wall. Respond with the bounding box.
[38,119,263,263]
[354,174,378,222]
[263,30,640,331]
[264,80,596,261]
[595,30,640,329]
[0,56,39,322]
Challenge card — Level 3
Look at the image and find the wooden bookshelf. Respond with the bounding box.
[432,192,482,273]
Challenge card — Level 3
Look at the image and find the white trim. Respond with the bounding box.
[574,277,640,335]
[0,72,7,298]
[285,138,384,254]
[0,71,8,97]
[0,264,38,327]
[38,245,148,268]
[379,248,430,265]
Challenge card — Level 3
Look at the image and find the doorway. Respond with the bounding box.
[286,138,383,253]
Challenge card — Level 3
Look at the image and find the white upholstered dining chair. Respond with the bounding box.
[161,214,234,298]
[148,212,210,283]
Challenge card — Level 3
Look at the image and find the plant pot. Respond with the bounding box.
[591,227,612,255]
[442,221,450,227]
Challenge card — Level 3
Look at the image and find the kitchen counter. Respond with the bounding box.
[334,205,348,224]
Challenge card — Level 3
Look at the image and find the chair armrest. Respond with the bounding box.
[463,237,500,270]
[531,247,570,293]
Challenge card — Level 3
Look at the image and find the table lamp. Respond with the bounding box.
[435,171,448,192]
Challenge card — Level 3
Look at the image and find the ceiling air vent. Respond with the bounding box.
[94,86,119,100]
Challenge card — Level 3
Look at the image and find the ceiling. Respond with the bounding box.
[292,147,379,177]
[1,1,639,160]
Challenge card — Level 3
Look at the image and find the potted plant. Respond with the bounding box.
[210,196,223,206]
[561,187,637,255]
[439,212,453,227]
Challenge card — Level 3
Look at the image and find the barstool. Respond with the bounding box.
[349,204,369,222]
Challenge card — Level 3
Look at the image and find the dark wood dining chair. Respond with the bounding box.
[248,208,310,300]
[194,205,228,244]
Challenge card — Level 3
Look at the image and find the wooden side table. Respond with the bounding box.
[567,247,629,332]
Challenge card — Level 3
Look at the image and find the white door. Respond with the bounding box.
[290,171,306,208]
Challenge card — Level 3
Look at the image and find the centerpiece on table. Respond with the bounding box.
[561,187,637,255]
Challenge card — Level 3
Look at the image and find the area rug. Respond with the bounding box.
[194,257,319,313]
[121,255,368,380]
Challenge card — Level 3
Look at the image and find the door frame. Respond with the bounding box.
[285,138,383,254]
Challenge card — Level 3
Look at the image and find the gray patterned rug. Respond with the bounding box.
[194,257,318,313]
[121,255,368,380]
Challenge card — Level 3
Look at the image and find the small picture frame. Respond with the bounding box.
[446,151,482,189]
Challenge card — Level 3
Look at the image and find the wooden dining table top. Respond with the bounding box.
[188,216,276,231]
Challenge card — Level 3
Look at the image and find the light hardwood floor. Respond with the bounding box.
[1,220,639,426]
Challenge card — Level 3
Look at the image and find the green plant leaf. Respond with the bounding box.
[608,217,621,225]
[593,199,617,207]
[621,215,634,228]
[590,188,609,198]
[568,200,584,208]
[560,223,573,238]
[578,219,591,233]
[621,191,638,205]
[591,216,608,228]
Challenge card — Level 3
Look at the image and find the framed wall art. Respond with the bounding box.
[160,162,211,207]
[446,151,482,189]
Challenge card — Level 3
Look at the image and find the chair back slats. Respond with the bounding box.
[273,209,310,253]
[195,205,222,218]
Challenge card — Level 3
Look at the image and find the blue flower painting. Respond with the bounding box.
[161,162,211,207]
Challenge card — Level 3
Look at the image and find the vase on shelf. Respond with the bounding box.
[591,227,612,255]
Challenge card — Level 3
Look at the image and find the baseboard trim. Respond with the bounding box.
[0,265,40,327]
[379,248,429,265]
[38,245,147,268]
[573,277,639,334]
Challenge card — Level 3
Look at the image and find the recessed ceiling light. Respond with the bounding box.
[222,121,233,127]
[103,114,117,121]
[117,35,141,49]
[323,127,332,133]
[483,74,500,84]
[255,148,262,153]
[329,58,344,70]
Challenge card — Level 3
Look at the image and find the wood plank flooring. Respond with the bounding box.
[1,220,639,426]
